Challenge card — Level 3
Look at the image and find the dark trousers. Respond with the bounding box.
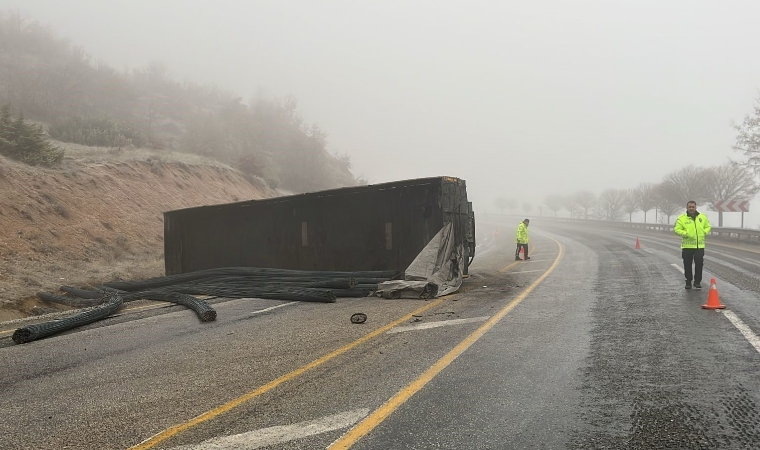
[682,248,704,283]
[515,243,529,259]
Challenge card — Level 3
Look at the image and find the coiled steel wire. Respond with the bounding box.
[102,267,398,292]
[26,268,396,344]
[130,291,217,321]
[168,283,337,303]
[12,294,123,344]
[332,288,375,298]
[37,291,103,307]
[94,287,218,321]
[60,286,103,299]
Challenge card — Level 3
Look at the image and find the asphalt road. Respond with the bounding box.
[2,218,760,449]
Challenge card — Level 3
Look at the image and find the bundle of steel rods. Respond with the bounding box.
[13,294,123,344]
[102,267,398,292]
[95,267,398,304]
[19,267,399,345]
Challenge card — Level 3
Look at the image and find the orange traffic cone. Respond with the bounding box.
[635,238,641,249]
[702,278,725,310]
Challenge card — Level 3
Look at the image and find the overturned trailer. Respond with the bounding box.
[163,176,475,283]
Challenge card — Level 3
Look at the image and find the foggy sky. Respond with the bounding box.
[4,0,760,227]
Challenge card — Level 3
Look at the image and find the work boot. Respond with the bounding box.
[694,282,702,290]
[515,256,521,261]
[685,280,692,290]
[525,257,531,260]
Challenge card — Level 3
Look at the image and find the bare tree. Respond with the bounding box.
[591,201,606,220]
[636,182,658,223]
[655,182,682,224]
[660,165,712,205]
[704,162,760,226]
[544,194,565,217]
[621,188,640,222]
[573,191,596,219]
[567,196,583,218]
[598,189,624,221]
[733,101,760,176]
[522,202,533,215]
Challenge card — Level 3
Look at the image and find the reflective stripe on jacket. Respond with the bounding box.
[515,222,529,244]
[673,212,711,249]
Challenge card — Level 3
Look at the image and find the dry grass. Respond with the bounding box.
[58,142,236,170]
[0,143,276,321]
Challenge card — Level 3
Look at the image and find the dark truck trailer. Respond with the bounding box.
[163,176,475,276]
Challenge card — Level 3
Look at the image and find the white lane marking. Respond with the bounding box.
[723,311,760,355]
[670,264,760,355]
[643,249,653,254]
[387,316,490,334]
[250,302,298,316]
[511,270,545,274]
[520,259,554,262]
[170,409,370,450]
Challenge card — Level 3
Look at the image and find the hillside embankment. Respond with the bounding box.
[0,148,275,321]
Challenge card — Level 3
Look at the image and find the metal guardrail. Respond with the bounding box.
[480,214,760,244]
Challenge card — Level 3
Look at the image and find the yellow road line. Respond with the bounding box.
[499,242,538,273]
[129,296,450,450]
[329,237,563,449]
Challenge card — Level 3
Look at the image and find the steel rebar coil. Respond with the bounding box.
[37,291,103,307]
[12,294,124,344]
[123,291,217,322]
[60,286,104,299]
[102,267,398,292]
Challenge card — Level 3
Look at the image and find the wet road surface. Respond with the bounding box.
[1,218,760,449]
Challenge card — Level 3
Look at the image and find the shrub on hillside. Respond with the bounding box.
[237,153,264,177]
[0,105,64,167]
[48,116,146,147]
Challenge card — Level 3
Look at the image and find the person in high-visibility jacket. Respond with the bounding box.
[673,200,711,289]
[515,219,530,261]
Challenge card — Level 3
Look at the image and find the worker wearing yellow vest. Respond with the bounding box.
[673,200,711,289]
[515,219,530,261]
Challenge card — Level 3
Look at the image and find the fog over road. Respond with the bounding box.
[2,217,760,449]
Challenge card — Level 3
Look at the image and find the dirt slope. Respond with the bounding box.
[0,149,275,321]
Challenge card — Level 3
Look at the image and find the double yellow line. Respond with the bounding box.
[130,296,450,449]
[499,242,538,273]
[131,237,562,449]
[329,237,562,448]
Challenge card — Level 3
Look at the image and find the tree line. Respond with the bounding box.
[495,101,760,227]
[538,162,758,226]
